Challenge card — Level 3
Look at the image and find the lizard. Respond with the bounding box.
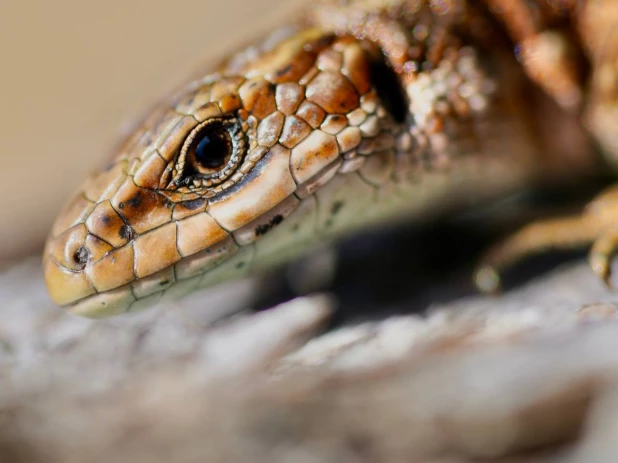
[42,0,618,318]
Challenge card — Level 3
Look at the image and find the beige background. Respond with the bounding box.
[0,0,304,263]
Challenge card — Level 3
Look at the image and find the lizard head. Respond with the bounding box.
[43,27,409,317]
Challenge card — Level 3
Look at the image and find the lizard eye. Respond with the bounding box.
[174,117,246,188]
[189,124,232,173]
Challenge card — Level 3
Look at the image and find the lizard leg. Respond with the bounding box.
[475,184,618,293]
[483,0,584,110]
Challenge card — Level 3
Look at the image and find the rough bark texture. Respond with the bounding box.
[2,255,618,462]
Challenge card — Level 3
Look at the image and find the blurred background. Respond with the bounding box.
[0,0,304,263]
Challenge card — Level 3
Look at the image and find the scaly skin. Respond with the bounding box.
[43,0,617,317]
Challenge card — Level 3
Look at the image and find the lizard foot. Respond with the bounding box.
[475,184,618,293]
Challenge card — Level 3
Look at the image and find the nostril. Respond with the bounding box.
[72,246,90,270]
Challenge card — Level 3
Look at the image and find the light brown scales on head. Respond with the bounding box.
[43,25,401,317]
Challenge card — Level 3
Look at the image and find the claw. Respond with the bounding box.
[589,253,613,288]
[588,228,618,288]
[474,265,502,295]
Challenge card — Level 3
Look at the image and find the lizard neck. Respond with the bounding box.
[305,0,597,182]
[303,0,534,170]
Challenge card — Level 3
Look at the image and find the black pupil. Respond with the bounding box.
[194,128,230,170]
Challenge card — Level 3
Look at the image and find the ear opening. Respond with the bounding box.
[367,52,408,124]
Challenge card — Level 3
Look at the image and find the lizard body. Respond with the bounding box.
[43,0,618,317]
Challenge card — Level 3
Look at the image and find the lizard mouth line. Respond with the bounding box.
[64,239,255,318]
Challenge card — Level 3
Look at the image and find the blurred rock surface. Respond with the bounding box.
[2,256,618,462]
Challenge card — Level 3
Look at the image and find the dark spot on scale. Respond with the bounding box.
[72,246,90,270]
[119,224,134,241]
[159,280,169,286]
[164,199,173,209]
[255,214,284,237]
[274,64,293,78]
[255,224,270,235]
[236,261,246,269]
[126,193,143,209]
[118,202,125,209]
[182,198,206,211]
[291,224,300,232]
[325,219,334,228]
[331,201,344,215]
[101,215,111,225]
[267,83,276,94]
